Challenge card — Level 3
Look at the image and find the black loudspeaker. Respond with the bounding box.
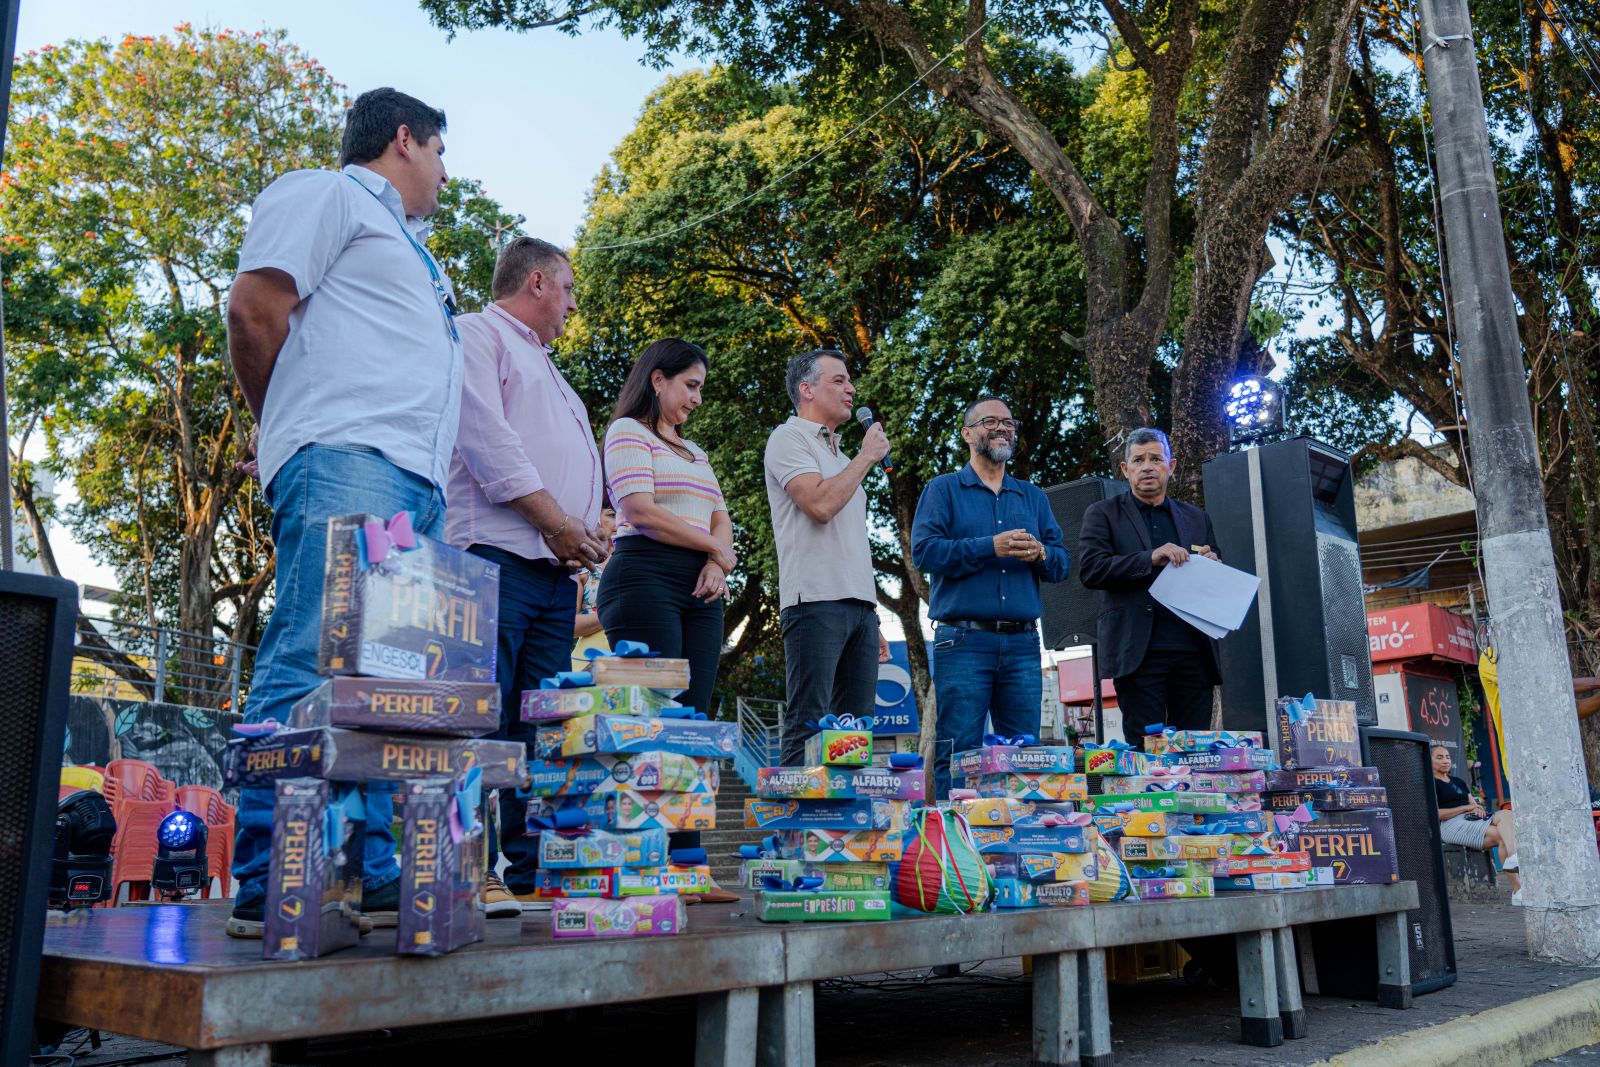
[1202,437,1377,734]
[1363,727,1457,993]
[1041,476,1128,649]
[1300,728,1456,1000]
[0,571,79,1064]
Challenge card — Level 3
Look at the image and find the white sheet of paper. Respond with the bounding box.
[1148,554,1260,635]
[1167,604,1231,640]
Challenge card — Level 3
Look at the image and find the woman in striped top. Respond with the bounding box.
[598,339,738,900]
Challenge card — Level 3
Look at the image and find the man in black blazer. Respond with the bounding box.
[1078,428,1221,739]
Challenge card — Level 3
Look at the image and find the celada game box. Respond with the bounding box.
[318,513,499,682]
[264,779,361,961]
[224,726,528,789]
[291,677,500,737]
[398,777,486,956]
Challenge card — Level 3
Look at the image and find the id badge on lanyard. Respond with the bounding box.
[347,174,459,345]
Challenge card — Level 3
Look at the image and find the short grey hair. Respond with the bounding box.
[491,236,569,301]
[785,349,842,411]
[1123,427,1172,462]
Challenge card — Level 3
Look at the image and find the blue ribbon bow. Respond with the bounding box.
[811,713,875,732]
[1086,739,1134,752]
[324,783,366,855]
[1282,693,1318,725]
[740,834,782,860]
[451,766,483,842]
[659,706,707,720]
[1182,822,1229,835]
[584,640,658,659]
[540,671,593,689]
[526,807,590,832]
[760,875,824,892]
[1099,802,1136,815]
[983,733,1037,748]
[1129,865,1185,879]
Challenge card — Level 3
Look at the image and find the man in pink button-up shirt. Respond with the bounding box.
[447,236,607,911]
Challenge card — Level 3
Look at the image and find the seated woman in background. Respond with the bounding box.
[1432,743,1521,900]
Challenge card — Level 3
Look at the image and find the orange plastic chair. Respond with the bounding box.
[103,760,175,904]
[175,785,236,898]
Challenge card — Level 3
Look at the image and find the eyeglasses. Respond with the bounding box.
[965,416,1021,433]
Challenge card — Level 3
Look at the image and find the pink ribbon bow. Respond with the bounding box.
[362,511,417,565]
[1273,803,1316,834]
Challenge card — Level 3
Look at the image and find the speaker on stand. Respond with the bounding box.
[1041,476,1128,743]
[1202,437,1378,735]
[0,571,80,1064]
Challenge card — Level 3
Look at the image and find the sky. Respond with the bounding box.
[11,0,693,592]
[7,0,1361,639]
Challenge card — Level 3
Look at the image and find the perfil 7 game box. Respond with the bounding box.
[224,726,528,789]
[291,677,500,737]
[318,513,499,682]
[398,777,486,956]
[264,779,361,961]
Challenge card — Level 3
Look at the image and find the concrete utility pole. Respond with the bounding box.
[1420,0,1600,962]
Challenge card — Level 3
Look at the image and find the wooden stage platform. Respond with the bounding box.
[37,882,1419,1067]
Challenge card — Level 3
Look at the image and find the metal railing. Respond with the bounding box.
[71,616,256,712]
[734,695,784,790]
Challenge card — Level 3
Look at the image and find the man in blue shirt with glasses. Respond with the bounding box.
[912,396,1070,798]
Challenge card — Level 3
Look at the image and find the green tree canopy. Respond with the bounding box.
[556,64,1102,709]
[2,26,518,706]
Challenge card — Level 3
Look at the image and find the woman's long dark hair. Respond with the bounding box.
[608,338,710,459]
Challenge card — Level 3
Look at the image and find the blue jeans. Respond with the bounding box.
[931,624,1043,800]
[231,445,446,907]
[468,544,578,893]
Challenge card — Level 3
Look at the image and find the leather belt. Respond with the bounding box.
[943,618,1037,635]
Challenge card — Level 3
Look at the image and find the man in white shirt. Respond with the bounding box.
[224,88,461,939]
[764,350,891,765]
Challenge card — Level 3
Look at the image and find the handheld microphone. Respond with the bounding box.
[854,406,894,474]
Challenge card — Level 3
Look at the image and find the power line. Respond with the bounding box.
[1543,0,1600,98]
[577,15,993,253]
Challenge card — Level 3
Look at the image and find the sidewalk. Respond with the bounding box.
[64,899,1600,1065]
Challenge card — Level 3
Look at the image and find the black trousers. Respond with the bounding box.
[597,535,725,851]
[777,599,880,767]
[1114,648,1215,741]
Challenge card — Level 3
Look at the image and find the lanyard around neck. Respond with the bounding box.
[345,174,459,344]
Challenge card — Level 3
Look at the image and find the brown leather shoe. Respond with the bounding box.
[686,882,741,905]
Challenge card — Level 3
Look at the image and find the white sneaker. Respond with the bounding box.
[1501,852,1520,872]
[1511,889,1524,905]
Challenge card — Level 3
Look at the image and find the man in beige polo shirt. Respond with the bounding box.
[764,349,891,765]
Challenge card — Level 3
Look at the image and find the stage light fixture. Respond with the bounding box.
[1225,375,1286,446]
[49,790,117,910]
[152,809,209,897]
